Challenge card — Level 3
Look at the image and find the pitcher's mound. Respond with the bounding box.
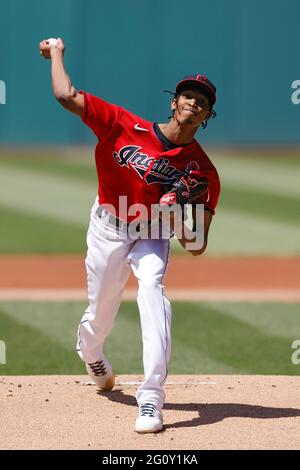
[1,375,300,450]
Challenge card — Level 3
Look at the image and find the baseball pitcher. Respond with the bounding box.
[39,37,220,434]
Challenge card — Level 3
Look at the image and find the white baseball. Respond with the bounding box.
[47,38,58,46]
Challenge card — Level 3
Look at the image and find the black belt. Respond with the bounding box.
[96,206,151,232]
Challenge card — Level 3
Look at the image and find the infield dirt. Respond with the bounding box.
[1,375,300,450]
[0,255,299,301]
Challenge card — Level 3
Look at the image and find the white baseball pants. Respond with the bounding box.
[77,199,172,409]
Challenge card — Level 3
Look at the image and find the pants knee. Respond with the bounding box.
[138,279,163,293]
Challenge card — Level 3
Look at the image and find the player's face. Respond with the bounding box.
[172,88,211,127]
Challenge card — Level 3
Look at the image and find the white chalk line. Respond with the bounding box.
[0,288,299,302]
[82,380,217,386]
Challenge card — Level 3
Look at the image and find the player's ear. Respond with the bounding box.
[171,97,177,111]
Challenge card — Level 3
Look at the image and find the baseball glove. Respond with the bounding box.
[159,171,208,208]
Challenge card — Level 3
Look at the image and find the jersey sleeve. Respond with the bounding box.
[206,170,221,214]
[79,91,120,139]
[193,169,221,215]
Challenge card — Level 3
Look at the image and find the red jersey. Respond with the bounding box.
[80,91,220,221]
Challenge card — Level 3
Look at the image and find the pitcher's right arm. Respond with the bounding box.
[39,38,84,116]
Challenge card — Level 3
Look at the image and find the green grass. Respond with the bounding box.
[213,152,300,198]
[220,187,300,226]
[0,205,87,253]
[0,150,96,184]
[0,300,299,376]
[0,149,299,255]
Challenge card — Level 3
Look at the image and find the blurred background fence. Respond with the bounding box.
[0,0,300,144]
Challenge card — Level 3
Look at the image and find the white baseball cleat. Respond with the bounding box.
[86,357,115,391]
[135,403,163,433]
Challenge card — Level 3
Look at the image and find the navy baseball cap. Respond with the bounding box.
[175,74,216,106]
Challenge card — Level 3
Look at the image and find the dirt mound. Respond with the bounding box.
[1,375,300,450]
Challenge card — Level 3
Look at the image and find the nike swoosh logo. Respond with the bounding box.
[134,123,149,132]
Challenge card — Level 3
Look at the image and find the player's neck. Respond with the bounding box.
[158,120,198,146]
